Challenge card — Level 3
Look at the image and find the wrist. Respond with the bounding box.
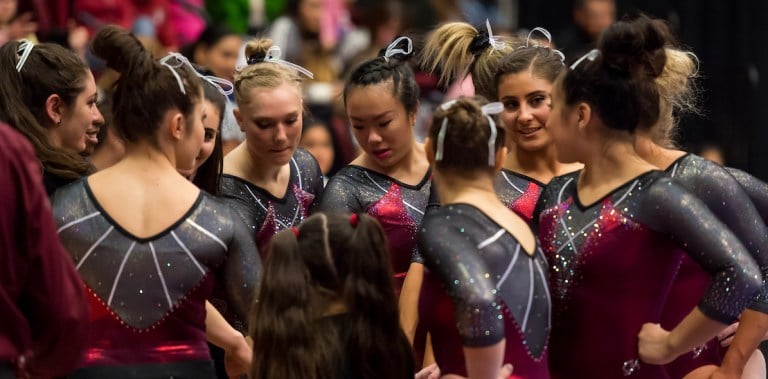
[222,330,246,352]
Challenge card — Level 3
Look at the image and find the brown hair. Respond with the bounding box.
[92,25,202,145]
[495,44,565,86]
[420,22,521,100]
[648,47,701,147]
[429,96,506,175]
[235,38,304,107]
[558,14,669,133]
[193,80,226,195]
[250,212,413,379]
[0,41,92,179]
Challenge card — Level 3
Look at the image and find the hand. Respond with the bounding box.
[67,21,90,54]
[6,13,38,40]
[717,322,739,347]
[638,323,676,365]
[498,363,514,378]
[414,363,440,379]
[224,335,252,379]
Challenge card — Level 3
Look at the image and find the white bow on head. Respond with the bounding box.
[435,100,504,166]
[159,52,235,96]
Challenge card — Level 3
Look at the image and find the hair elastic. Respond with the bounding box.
[159,52,235,96]
[16,40,34,72]
[291,226,300,238]
[349,213,359,227]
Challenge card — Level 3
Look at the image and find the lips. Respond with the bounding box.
[518,127,543,136]
[372,148,391,159]
[269,146,291,154]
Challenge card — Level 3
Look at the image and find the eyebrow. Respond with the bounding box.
[349,111,393,122]
[252,111,300,121]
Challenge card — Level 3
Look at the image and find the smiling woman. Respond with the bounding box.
[220,37,324,255]
[0,40,104,196]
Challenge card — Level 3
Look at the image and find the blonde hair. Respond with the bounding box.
[234,38,304,107]
[651,47,701,147]
[419,22,520,100]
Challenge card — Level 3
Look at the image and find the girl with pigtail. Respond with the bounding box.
[221,37,325,255]
[249,211,414,379]
[534,14,761,378]
[420,22,580,225]
[51,25,261,378]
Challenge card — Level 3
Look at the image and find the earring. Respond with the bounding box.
[56,119,62,125]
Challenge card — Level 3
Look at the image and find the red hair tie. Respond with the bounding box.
[291,226,300,238]
[349,213,359,227]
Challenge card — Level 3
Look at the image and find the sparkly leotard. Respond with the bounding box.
[661,154,768,378]
[495,169,545,224]
[53,179,261,377]
[317,165,431,290]
[727,167,768,222]
[418,204,550,378]
[220,148,324,255]
[534,170,761,379]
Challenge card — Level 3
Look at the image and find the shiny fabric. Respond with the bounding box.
[317,165,431,290]
[53,180,261,368]
[494,169,544,225]
[727,167,768,223]
[535,170,761,379]
[418,204,550,378]
[662,154,768,378]
[220,148,324,255]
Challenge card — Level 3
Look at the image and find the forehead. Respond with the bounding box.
[345,82,402,117]
[244,84,302,116]
[498,70,553,96]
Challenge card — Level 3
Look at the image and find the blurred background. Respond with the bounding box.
[14,0,768,180]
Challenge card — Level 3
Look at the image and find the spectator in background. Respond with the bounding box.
[0,0,37,44]
[300,119,335,182]
[555,0,615,62]
[0,122,89,379]
[206,0,250,34]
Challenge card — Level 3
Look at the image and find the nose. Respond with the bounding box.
[274,123,288,144]
[93,104,105,125]
[367,129,383,145]
[518,103,533,124]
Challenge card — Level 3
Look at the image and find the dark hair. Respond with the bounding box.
[496,44,565,85]
[250,212,413,379]
[558,14,668,132]
[193,80,226,195]
[429,96,506,175]
[182,23,239,65]
[343,37,420,114]
[91,25,203,145]
[0,41,92,179]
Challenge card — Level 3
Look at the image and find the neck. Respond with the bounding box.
[506,143,562,181]
[633,129,685,170]
[45,126,63,149]
[366,142,422,177]
[243,146,285,182]
[579,136,650,186]
[118,142,179,174]
[434,169,497,205]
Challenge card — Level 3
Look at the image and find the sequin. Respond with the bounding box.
[495,169,545,224]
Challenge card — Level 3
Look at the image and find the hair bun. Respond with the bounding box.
[91,25,151,75]
[244,38,273,65]
[598,14,668,79]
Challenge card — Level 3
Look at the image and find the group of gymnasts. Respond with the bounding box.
[3,10,768,379]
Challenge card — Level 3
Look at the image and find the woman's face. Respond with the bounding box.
[175,97,206,172]
[205,35,242,82]
[345,82,416,170]
[57,70,103,153]
[498,70,555,152]
[237,83,303,167]
[179,98,221,177]
[300,124,334,174]
[546,82,582,164]
[299,0,323,34]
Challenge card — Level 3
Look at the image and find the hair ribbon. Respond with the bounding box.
[159,52,234,96]
[570,49,600,70]
[263,46,314,79]
[435,100,502,166]
[522,27,566,63]
[485,19,506,53]
[16,40,34,72]
[383,36,413,62]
